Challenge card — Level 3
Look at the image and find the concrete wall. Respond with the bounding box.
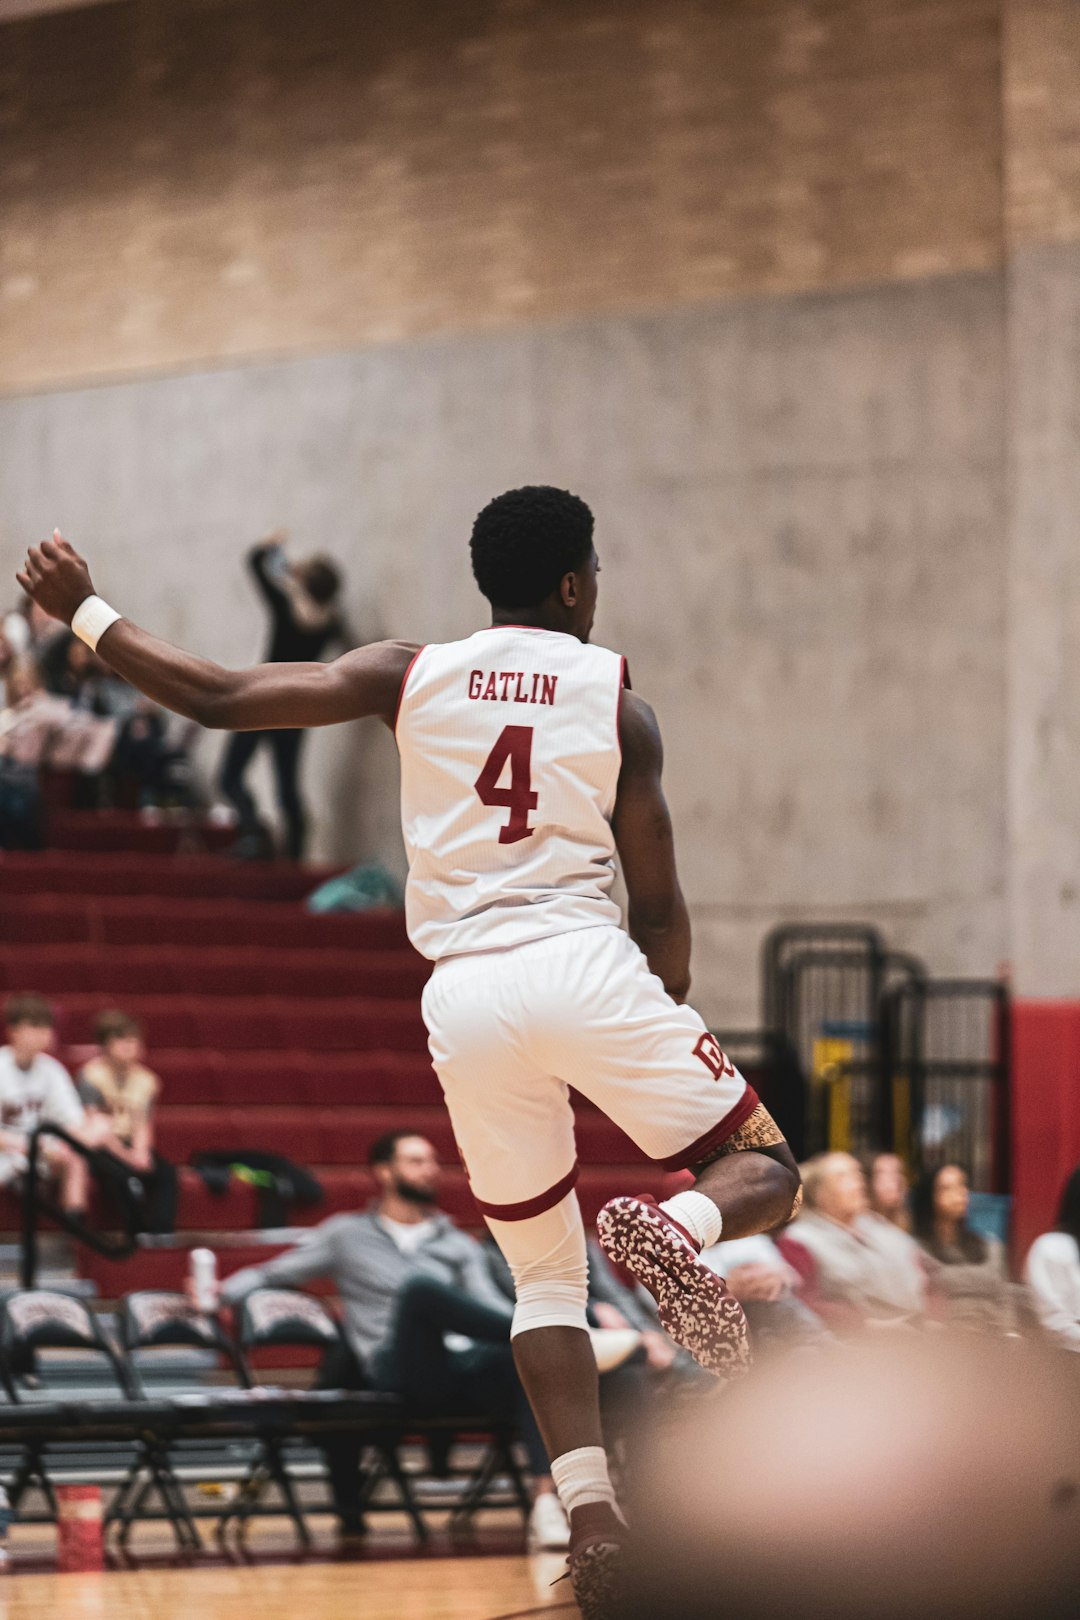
[1003,2,1080,996]
[0,271,1007,1022]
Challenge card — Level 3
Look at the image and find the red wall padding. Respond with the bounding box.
[1012,1001,1080,1259]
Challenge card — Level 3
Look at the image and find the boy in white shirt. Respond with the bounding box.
[0,994,88,1213]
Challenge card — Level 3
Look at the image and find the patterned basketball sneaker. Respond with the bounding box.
[565,1516,626,1620]
[596,1194,751,1378]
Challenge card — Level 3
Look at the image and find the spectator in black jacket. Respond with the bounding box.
[220,534,349,859]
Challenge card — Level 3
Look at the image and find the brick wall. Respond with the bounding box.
[1004,0,1080,247]
[0,0,1004,389]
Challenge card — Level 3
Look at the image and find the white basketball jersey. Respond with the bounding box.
[396,625,628,961]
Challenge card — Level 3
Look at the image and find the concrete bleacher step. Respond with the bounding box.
[0,944,429,1000]
[0,850,340,902]
[8,843,651,1304]
[155,1103,645,1167]
[44,810,237,857]
[3,894,410,950]
[50,993,429,1051]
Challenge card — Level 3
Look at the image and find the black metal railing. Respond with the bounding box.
[760,922,1010,1184]
[20,1123,142,1289]
[881,977,1011,1192]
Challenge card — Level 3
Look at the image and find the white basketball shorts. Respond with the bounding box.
[421,924,759,1221]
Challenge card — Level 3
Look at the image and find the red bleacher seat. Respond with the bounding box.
[47,994,427,1052]
[1,894,410,951]
[0,945,428,1000]
[0,850,338,902]
[2,845,650,1302]
[44,811,237,856]
[147,1051,444,1108]
[155,1104,644,1168]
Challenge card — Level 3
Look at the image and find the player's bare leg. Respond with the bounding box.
[598,1106,801,1378]
[487,1199,626,1620]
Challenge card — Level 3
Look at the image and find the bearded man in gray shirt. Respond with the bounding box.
[219,1130,560,1545]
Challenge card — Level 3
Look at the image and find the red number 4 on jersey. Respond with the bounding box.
[475,725,539,844]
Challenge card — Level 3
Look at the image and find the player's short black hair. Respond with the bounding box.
[470,486,594,608]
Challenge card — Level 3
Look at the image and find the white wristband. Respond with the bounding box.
[71,595,122,652]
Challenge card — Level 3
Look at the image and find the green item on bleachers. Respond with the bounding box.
[305,861,404,913]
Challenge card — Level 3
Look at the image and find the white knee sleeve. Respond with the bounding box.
[485,1192,590,1339]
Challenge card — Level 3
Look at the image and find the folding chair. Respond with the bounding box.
[225,1288,425,1544]
[113,1290,250,1550]
[0,1290,192,1538]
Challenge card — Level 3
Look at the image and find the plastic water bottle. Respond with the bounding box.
[0,1484,13,1569]
[189,1248,218,1313]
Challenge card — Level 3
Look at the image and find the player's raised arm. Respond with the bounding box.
[612,691,692,1002]
[17,531,415,731]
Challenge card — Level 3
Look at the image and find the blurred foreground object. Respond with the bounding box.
[627,1336,1080,1620]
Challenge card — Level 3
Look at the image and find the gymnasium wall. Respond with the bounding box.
[1,0,1078,1025]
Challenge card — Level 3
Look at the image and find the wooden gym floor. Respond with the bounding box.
[0,1514,578,1620]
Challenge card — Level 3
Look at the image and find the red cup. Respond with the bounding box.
[56,1485,103,1573]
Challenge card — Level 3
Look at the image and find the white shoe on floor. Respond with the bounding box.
[588,1327,642,1374]
[528,1490,571,1552]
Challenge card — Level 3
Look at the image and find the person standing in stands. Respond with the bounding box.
[220,533,349,859]
[78,1010,177,1235]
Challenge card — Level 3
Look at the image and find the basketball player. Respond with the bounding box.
[18,490,800,1619]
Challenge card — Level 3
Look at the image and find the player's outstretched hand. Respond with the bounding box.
[15,529,96,626]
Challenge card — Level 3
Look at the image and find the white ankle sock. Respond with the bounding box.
[659,1189,723,1250]
[550,1446,617,1518]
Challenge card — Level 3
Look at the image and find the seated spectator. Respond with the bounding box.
[911,1163,1017,1334]
[46,636,193,812]
[1,659,116,776]
[777,1152,929,1335]
[1023,1167,1080,1351]
[217,1132,567,1550]
[1,663,46,848]
[700,1233,830,1352]
[866,1151,912,1231]
[78,1011,177,1235]
[0,994,88,1215]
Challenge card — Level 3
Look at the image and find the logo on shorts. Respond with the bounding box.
[693,1032,736,1081]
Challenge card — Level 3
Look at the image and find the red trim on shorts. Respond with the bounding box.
[472,1163,579,1222]
[652,1085,761,1171]
[392,647,426,735]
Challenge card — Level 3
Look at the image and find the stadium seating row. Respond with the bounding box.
[0,944,428,999]
[44,810,238,856]
[0,849,336,900]
[50,993,428,1051]
[143,1048,444,1107]
[4,895,409,949]
[150,1102,640,1166]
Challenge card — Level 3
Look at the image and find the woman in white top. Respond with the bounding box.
[1024,1167,1080,1351]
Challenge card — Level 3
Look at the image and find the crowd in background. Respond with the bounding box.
[0,596,196,847]
[1,533,348,856]
[4,984,1080,1548]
